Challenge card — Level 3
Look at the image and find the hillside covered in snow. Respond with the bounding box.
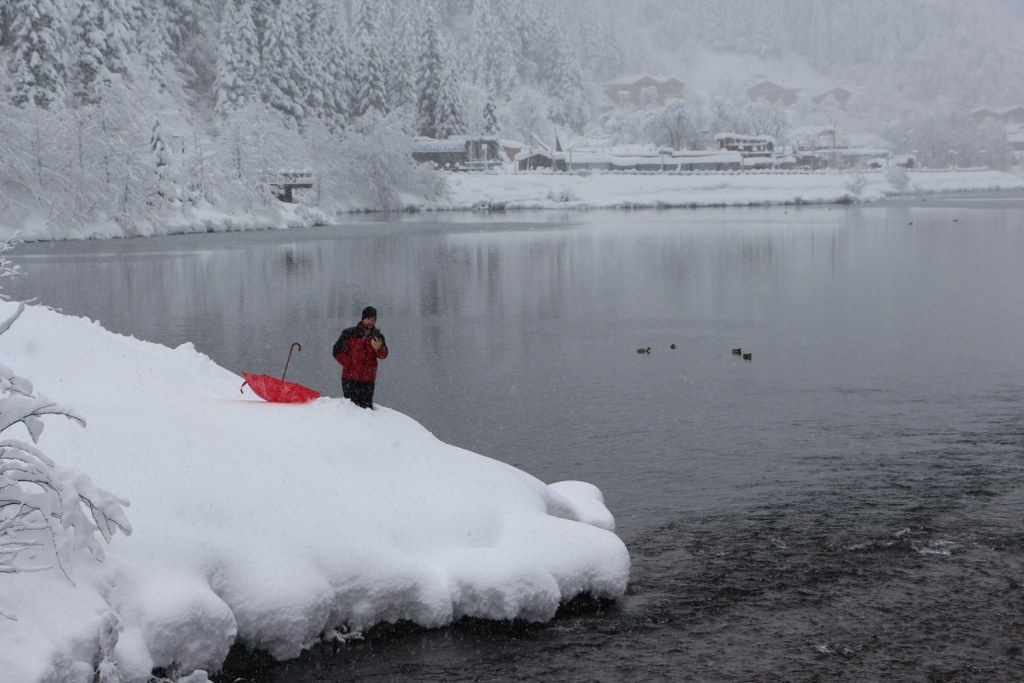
[1,0,1022,240]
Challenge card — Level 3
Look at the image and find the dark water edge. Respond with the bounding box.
[217,403,1024,681]
[216,595,618,682]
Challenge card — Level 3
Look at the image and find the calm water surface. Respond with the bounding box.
[7,194,1024,680]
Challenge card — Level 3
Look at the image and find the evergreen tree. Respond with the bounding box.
[260,0,305,125]
[320,15,352,131]
[351,0,388,116]
[0,3,12,49]
[132,1,185,99]
[251,0,275,59]
[296,0,326,123]
[415,11,445,137]
[8,0,66,108]
[433,66,466,139]
[482,94,499,135]
[385,0,418,108]
[469,0,517,94]
[70,0,132,102]
[215,0,261,114]
[550,42,590,130]
[150,117,172,200]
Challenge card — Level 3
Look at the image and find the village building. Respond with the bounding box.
[602,74,685,107]
[745,79,799,106]
[411,135,522,170]
[715,133,777,167]
[515,147,742,172]
[971,104,1024,124]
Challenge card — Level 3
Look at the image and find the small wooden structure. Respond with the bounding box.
[271,171,314,203]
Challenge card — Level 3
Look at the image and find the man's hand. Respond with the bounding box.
[370,336,382,351]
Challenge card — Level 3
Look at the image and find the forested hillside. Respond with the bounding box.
[1,0,1020,236]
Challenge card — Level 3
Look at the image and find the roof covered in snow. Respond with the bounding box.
[412,138,468,153]
[603,73,685,87]
[745,78,800,93]
[715,133,777,144]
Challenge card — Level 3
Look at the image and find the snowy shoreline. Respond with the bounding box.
[0,304,630,681]
[434,169,1024,212]
[3,169,1021,243]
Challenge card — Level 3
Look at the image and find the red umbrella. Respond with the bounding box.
[241,343,321,404]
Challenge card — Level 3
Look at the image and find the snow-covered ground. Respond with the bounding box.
[6,202,332,242]
[437,169,1024,211]
[0,303,629,681]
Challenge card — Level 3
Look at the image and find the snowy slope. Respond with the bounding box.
[438,170,1024,211]
[0,304,629,681]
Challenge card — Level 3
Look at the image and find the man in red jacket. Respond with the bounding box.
[332,306,388,409]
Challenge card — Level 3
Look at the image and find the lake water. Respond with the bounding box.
[6,194,1024,680]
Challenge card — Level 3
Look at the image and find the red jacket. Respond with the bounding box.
[333,324,388,382]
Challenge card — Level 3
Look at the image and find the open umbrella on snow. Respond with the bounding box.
[241,342,321,404]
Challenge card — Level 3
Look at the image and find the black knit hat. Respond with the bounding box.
[361,306,377,320]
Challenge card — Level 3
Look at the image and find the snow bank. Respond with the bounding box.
[6,202,332,242]
[436,169,1024,211]
[0,303,629,681]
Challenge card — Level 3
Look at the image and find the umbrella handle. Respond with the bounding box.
[240,379,248,395]
[282,342,302,380]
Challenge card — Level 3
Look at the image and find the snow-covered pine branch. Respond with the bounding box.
[0,238,22,288]
[0,300,131,591]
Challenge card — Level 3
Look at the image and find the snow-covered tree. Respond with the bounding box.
[482,94,499,135]
[433,66,466,139]
[69,0,132,103]
[211,102,300,211]
[469,0,518,94]
[149,117,174,203]
[319,21,352,132]
[215,0,261,114]
[7,0,66,109]
[549,41,590,131]
[0,301,131,596]
[642,99,698,150]
[295,0,326,124]
[386,0,421,109]
[738,100,788,140]
[351,0,389,117]
[316,110,445,211]
[415,10,445,137]
[260,1,305,125]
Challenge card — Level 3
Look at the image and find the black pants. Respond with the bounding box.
[342,379,375,409]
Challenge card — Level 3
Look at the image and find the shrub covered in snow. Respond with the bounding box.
[0,251,131,623]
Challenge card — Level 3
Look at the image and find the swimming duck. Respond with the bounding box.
[731,348,742,355]
[670,343,677,350]
[636,347,651,354]
[743,353,752,361]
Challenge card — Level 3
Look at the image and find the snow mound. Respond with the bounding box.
[0,303,629,681]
